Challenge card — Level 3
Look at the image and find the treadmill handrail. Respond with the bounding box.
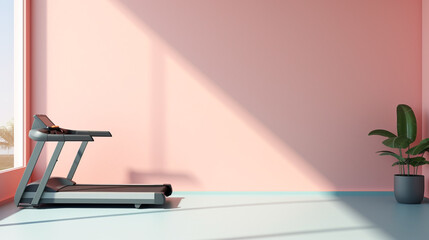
[29,129,94,142]
[63,134,94,141]
[67,129,112,137]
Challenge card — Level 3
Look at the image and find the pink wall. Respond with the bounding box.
[30,0,422,191]
[423,0,429,197]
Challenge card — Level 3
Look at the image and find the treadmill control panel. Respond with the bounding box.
[37,115,55,127]
[29,114,112,142]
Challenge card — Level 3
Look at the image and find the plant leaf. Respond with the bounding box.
[377,150,405,162]
[406,145,418,155]
[408,157,427,167]
[392,161,406,166]
[368,129,397,138]
[382,136,412,149]
[406,138,429,155]
[397,104,417,142]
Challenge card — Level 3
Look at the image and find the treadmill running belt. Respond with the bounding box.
[60,185,171,194]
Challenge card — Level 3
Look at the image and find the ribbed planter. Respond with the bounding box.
[394,174,424,204]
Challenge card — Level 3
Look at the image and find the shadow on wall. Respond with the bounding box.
[109,0,421,190]
[128,169,200,188]
[127,39,201,188]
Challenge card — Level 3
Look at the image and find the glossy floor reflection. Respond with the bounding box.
[0,192,428,240]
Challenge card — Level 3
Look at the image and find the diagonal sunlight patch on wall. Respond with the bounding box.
[107,0,334,191]
[162,46,334,191]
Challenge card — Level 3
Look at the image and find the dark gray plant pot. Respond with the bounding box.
[394,174,424,204]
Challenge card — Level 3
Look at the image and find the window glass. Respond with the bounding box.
[0,0,23,171]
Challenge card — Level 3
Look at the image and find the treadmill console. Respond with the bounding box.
[29,114,112,142]
[37,114,55,127]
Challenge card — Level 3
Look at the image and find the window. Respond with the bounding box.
[0,0,23,172]
[0,0,24,203]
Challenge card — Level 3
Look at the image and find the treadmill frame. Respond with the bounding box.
[14,115,171,208]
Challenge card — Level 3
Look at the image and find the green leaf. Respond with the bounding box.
[406,138,429,155]
[382,136,412,149]
[418,160,429,166]
[397,104,417,142]
[408,157,428,167]
[392,161,406,166]
[377,150,405,162]
[368,129,396,138]
[406,145,418,155]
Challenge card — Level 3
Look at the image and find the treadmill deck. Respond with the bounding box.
[60,184,172,195]
[19,182,172,207]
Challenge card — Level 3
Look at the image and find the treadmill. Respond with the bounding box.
[14,114,172,208]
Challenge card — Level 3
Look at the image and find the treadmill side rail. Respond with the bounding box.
[20,192,165,205]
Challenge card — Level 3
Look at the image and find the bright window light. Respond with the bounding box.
[0,0,23,172]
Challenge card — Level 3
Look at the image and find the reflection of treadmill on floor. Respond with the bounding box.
[14,114,172,208]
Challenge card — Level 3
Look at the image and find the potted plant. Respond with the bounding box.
[369,104,429,204]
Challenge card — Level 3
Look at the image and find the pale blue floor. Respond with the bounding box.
[0,192,428,240]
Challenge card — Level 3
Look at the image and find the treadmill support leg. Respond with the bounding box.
[67,141,88,180]
[14,142,45,206]
[31,141,65,206]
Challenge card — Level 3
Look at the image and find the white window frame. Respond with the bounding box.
[13,0,24,169]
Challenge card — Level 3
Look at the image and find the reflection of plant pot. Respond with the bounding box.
[394,174,424,204]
